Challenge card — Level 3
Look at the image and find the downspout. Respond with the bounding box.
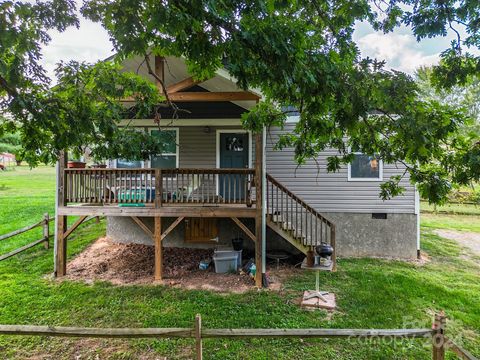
[53,159,59,273]
[262,126,267,276]
[414,184,421,259]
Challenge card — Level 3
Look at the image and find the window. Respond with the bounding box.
[115,128,144,168]
[116,159,143,168]
[225,136,245,152]
[150,128,179,169]
[348,153,383,181]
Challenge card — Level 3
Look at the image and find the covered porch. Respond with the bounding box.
[53,54,336,288]
[54,135,266,286]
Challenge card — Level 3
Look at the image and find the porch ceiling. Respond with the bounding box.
[120,55,260,110]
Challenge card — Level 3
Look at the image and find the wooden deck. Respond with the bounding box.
[58,204,257,217]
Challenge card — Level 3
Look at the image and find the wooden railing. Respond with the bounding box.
[64,168,255,206]
[266,174,336,261]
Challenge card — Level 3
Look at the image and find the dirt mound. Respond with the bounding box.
[65,237,257,293]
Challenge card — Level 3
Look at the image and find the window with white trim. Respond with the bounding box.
[348,153,383,181]
[150,128,179,169]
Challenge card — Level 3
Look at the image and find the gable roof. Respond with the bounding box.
[119,54,261,111]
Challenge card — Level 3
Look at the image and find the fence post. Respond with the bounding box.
[195,314,203,360]
[432,312,446,360]
[43,213,49,249]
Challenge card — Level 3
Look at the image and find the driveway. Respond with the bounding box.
[433,229,480,257]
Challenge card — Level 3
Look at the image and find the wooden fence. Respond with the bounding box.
[0,313,476,359]
[0,214,100,262]
[0,213,50,262]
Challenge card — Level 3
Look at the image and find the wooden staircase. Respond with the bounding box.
[266,174,336,270]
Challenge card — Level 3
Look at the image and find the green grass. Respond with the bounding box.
[421,212,480,232]
[0,166,479,359]
[421,201,480,215]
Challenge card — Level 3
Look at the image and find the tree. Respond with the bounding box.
[416,66,480,136]
[0,0,479,204]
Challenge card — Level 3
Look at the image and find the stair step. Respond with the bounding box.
[281,222,295,231]
[293,230,305,239]
[271,214,284,223]
[267,219,310,255]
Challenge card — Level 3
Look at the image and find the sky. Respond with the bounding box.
[40,13,462,80]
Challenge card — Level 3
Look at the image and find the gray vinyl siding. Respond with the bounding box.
[265,124,416,214]
[179,126,255,168]
[110,125,254,169]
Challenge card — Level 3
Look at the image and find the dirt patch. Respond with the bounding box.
[433,229,480,257]
[65,237,278,293]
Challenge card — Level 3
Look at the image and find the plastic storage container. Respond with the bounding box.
[212,254,238,273]
[214,249,242,269]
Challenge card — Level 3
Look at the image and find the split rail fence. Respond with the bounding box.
[0,313,476,359]
[0,214,100,262]
[0,213,51,262]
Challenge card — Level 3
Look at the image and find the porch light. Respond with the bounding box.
[203,126,211,133]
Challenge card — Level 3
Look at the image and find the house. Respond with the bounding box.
[0,152,16,167]
[53,55,419,286]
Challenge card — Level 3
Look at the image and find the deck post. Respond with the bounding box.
[154,216,163,281]
[54,151,68,277]
[255,130,264,287]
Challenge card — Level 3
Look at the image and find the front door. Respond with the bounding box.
[219,132,249,200]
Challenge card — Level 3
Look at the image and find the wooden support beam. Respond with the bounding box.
[55,151,68,277]
[55,215,67,277]
[63,216,87,241]
[230,217,256,243]
[166,77,202,93]
[121,91,260,103]
[154,216,162,281]
[154,55,165,94]
[58,206,257,218]
[168,92,260,102]
[254,132,264,288]
[161,216,185,241]
[131,216,153,239]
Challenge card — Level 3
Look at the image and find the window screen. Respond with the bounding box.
[349,153,381,180]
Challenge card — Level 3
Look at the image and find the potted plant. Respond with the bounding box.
[67,160,86,168]
[67,150,86,168]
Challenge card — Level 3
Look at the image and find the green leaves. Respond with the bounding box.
[1,0,480,204]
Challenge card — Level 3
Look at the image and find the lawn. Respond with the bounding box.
[0,166,479,359]
[421,201,480,216]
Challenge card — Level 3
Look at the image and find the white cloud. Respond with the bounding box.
[356,32,440,74]
[41,18,114,81]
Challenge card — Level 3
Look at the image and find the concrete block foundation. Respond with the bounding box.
[106,212,418,259]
